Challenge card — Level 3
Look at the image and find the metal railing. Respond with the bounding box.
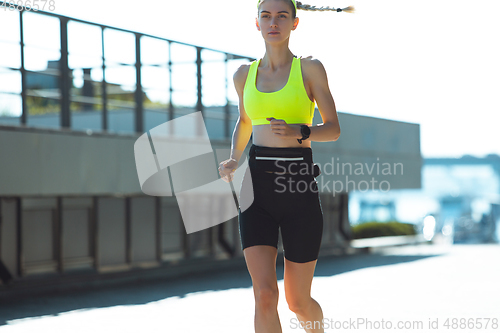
[0,1,254,137]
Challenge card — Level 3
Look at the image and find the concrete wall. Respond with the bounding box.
[0,110,420,287]
[0,109,421,197]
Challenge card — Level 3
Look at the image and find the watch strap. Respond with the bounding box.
[297,125,310,144]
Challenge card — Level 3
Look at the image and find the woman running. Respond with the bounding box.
[219,1,351,332]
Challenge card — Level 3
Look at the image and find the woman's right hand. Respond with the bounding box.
[219,158,238,183]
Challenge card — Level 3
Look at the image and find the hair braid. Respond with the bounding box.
[296,1,355,13]
[257,0,355,19]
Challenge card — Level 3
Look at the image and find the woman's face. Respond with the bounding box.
[256,0,299,43]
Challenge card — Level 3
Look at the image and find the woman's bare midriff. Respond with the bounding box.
[252,123,312,148]
[252,123,312,173]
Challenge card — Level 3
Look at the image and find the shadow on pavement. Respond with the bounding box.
[0,247,444,325]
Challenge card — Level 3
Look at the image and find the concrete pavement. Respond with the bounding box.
[0,242,499,333]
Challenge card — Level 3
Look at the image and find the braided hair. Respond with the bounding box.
[257,0,355,19]
[297,1,355,13]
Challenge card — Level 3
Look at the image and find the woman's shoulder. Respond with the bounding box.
[299,55,326,74]
[233,60,257,93]
[234,61,251,75]
[299,56,329,88]
[234,59,260,79]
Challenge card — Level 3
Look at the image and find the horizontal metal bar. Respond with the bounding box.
[25,89,61,99]
[0,39,20,46]
[0,66,21,72]
[0,91,21,96]
[68,95,105,104]
[22,43,61,53]
[102,62,135,68]
[25,68,61,77]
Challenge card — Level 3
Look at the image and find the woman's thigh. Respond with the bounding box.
[243,245,279,293]
[283,258,317,307]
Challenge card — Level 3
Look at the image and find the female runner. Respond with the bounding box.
[219,1,351,332]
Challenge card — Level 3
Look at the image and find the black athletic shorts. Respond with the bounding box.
[238,144,324,263]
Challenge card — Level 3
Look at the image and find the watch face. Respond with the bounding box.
[302,125,311,136]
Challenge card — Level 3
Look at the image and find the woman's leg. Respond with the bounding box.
[284,258,324,333]
[243,245,282,333]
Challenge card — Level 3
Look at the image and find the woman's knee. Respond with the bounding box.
[254,286,279,309]
[287,296,313,315]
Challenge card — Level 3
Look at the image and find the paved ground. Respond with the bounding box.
[0,242,499,333]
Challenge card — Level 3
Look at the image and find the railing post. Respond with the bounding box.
[59,17,71,128]
[19,10,27,125]
[196,47,203,115]
[168,41,174,121]
[135,34,144,134]
[101,27,108,131]
[196,47,204,137]
[125,197,132,265]
[55,197,63,273]
[155,197,162,263]
[16,198,23,277]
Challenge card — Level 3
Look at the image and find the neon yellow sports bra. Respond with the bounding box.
[243,56,316,126]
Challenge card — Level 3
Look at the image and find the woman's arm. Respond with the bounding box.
[303,57,341,142]
[229,64,254,163]
[219,64,253,183]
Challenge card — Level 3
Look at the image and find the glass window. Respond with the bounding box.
[141,36,168,66]
[23,12,60,50]
[68,21,105,131]
[170,43,197,108]
[103,28,135,65]
[0,92,22,125]
[0,67,21,94]
[68,21,102,59]
[201,49,226,107]
[104,63,136,110]
[0,42,21,69]
[0,10,20,44]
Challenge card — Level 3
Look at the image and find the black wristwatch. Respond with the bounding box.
[297,125,311,144]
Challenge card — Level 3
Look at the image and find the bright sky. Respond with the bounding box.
[26,0,500,158]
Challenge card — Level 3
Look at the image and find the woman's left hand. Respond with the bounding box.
[266,117,301,139]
